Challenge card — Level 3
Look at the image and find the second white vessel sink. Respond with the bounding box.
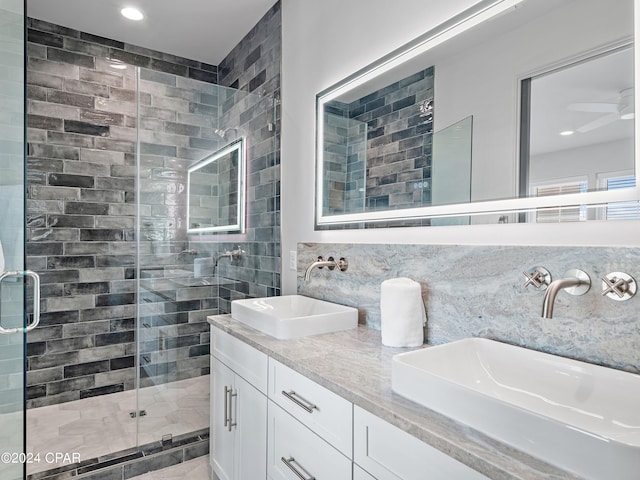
[231,295,358,339]
[392,338,640,480]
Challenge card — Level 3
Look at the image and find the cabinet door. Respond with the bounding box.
[212,357,236,480]
[235,374,267,480]
[354,406,489,480]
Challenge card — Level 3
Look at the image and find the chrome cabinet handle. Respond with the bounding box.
[0,270,40,335]
[281,390,317,413]
[225,386,237,431]
[229,388,237,431]
[281,457,315,480]
[224,386,230,428]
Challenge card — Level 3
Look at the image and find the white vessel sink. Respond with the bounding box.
[392,338,640,480]
[231,295,358,339]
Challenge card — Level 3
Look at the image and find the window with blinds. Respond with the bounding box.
[533,181,587,223]
[605,175,640,220]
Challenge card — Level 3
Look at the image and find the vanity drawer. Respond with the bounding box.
[211,326,268,394]
[354,406,489,480]
[268,358,353,457]
[267,401,352,480]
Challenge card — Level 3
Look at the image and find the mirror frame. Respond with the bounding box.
[315,0,640,227]
[186,137,246,234]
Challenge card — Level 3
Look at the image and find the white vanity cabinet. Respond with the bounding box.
[353,406,490,480]
[210,324,492,480]
[211,329,268,480]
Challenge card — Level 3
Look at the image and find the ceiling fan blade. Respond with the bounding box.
[576,113,619,133]
[568,102,619,113]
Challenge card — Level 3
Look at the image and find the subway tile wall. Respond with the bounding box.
[351,67,434,211]
[24,2,282,407]
[319,67,434,229]
[190,1,282,314]
[322,106,368,215]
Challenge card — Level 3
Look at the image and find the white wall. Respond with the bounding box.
[530,139,633,189]
[280,0,640,294]
[435,0,632,203]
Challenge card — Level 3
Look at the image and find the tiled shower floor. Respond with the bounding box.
[26,376,209,475]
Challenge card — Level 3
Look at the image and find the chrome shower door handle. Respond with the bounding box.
[0,270,41,334]
[24,270,40,332]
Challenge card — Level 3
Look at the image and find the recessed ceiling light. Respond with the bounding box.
[560,130,575,136]
[121,7,144,21]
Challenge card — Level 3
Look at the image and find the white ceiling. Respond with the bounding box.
[26,0,277,65]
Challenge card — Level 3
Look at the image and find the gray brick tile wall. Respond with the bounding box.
[190,2,282,310]
[25,3,281,407]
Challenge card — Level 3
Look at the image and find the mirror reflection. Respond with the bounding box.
[316,0,637,227]
[524,45,637,221]
[187,138,246,234]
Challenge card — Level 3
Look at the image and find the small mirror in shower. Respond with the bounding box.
[187,137,246,234]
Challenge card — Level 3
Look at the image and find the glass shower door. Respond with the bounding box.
[0,0,26,478]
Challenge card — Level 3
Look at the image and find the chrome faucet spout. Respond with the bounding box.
[304,258,335,282]
[541,269,591,319]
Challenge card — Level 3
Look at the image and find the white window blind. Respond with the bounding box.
[534,181,587,223]
[605,176,640,220]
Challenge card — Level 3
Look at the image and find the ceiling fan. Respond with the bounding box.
[568,87,635,133]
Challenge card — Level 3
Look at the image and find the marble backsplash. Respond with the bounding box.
[297,242,640,373]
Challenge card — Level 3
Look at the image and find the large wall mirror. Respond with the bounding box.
[187,138,246,234]
[315,0,639,227]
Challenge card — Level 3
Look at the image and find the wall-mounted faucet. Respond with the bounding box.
[304,256,348,282]
[177,248,198,260]
[541,269,591,319]
[216,246,245,265]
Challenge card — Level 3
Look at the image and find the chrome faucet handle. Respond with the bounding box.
[601,272,636,301]
[523,267,551,290]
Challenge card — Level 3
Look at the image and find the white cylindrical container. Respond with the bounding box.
[380,277,426,347]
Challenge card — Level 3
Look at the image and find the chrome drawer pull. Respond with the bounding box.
[281,390,317,413]
[281,456,315,480]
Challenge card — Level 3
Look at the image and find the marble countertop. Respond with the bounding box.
[207,315,579,480]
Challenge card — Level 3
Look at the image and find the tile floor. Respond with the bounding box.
[26,375,209,475]
[132,455,210,479]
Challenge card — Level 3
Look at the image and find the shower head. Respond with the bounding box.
[213,128,240,141]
